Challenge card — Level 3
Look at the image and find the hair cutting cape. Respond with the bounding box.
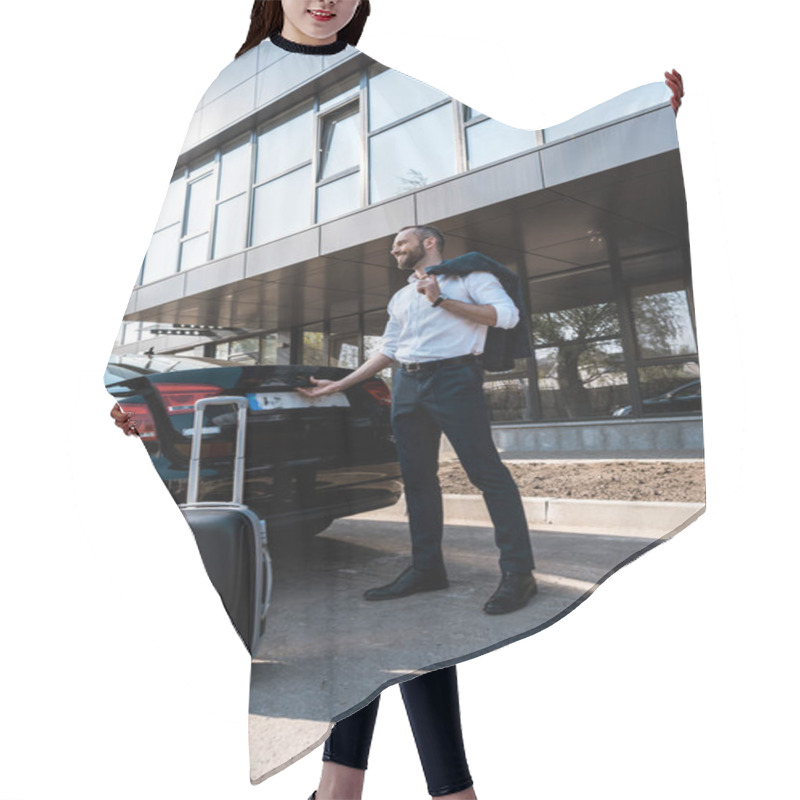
[107,35,704,783]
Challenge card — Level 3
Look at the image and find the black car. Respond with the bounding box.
[612,378,701,417]
[106,356,401,537]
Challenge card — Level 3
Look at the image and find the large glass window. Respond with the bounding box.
[368,68,449,131]
[635,362,701,416]
[329,315,360,369]
[364,308,392,385]
[179,158,217,271]
[143,176,186,284]
[300,323,326,366]
[213,194,248,259]
[466,117,537,169]
[218,139,251,198]
[155,177,186,231]
[252,106,314,245]
[183,174,215,237]
[317,101,361,222]
[530,268,630,420]
[319,103,360,179]
[144,224,181,283]
[180,233,210,271]
[252,165,312,244]
[226,337,260,365]
[630,280,697,359]
[535,340,628,420]
[256,106,314,182]
[262,330,292,365]
[213,139,251,259]
[484,375,531,422]
[369,105,457,202]
[317,173,360,223]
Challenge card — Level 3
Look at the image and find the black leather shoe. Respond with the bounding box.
[363,565,449,601]
[483,572,537,615]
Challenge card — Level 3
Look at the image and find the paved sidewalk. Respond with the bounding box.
[248,510,690,782]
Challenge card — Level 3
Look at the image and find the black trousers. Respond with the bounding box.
[391,360,535,575]
[323,666,473,797]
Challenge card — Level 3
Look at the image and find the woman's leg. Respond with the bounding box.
[400,666,476,799]
[316,695,381,799]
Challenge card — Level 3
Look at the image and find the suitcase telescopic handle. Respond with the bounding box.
[186,396,249,506]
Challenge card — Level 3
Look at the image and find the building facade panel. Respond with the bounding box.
[113,46,699,443]
[415,151,544,224]
[539,106,679,187]
[183,252,246,296]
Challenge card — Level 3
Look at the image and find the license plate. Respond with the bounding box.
[247,392,350,411]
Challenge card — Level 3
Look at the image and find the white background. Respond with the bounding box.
[1,2,796,798]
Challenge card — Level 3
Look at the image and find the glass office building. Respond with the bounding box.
[115,43,699,444]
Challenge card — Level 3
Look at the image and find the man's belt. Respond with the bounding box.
[399,354,481,373]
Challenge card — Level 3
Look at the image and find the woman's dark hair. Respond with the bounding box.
[236,1,371,58]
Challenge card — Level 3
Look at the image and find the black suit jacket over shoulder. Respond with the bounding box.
[426,252,532,372]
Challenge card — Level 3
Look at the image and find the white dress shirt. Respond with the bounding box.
[380,271,520,363]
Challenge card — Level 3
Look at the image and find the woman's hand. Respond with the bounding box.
[665,69,684,115]
[110,403,139,436]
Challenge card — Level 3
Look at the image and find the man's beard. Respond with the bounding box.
[397,242,426,270]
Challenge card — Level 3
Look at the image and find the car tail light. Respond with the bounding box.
[363,379,392,406]
[118,402,157,440]
[154,384,224,414]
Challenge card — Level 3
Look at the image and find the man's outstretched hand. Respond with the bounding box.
[296,376,340,399]
[665,69,684,115]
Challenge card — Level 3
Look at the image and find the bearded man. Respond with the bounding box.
[299,225,536,615]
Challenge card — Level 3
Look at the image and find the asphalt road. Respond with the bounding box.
[247,515,662,782]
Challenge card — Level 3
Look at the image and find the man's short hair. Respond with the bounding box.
[400,225,445,254]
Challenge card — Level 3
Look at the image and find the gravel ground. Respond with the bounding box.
[439,459,705,503]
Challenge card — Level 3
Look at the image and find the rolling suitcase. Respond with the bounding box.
[180,396,271,655]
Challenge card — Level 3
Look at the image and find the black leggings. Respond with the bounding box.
[323,666,473,797]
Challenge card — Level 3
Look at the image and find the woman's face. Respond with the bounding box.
[281,0,361,45]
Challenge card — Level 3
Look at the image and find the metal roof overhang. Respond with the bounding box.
[123,104,687,333]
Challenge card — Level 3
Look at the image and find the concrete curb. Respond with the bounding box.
[354,493,706,536]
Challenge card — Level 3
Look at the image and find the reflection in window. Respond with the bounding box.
[226,337,260,365]
[252,166,312,245]
[301,324,325,366]
[364,309,392,385]
[631,281,697,359]
[466,118,536,169]
[262,331,291,365]
[484,376,530,422]
[536,339,629,420]
[256,107,313,182]
[369,105,456,202]
[635,363,701,416]
[368,68,448,130]
[532,301,620,345]
[329,315,360,369]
